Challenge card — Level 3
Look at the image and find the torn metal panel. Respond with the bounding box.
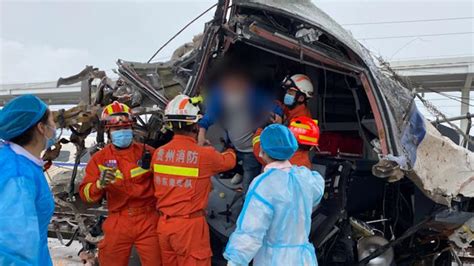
[57,65,106,88]
[235,0,413,124]
[234,0,474,205]
[449,217,474,249]
[116,60,176,108]
[409,119,474,204]
[43,1,474,263]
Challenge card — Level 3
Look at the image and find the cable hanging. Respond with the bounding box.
[416,94,474,145]
[343,16,474,26]
[147,3,217,63]
[359,31,474,40]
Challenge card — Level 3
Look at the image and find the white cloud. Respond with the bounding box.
[0,39,93,84]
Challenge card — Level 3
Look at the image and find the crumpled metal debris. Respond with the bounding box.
[372,159,404,182]
[237,0,474,206]
[449,217,474,249]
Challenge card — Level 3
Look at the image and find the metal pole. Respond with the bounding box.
[432,113,474,124]
[460,73,473,134]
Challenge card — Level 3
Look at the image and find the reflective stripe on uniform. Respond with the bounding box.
[83,182,94,203]
[299,135,318,143]
[290,122,310,130]
[130,167,150,178]
[106,105,114,115]
[98,164,124,179]
[252,136,261,146]
[98,164,110,172]
[122,104,130,113]
[154,164,199,177]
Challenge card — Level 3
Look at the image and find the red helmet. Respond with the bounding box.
[101,101,133,129]
[289,116,320,146]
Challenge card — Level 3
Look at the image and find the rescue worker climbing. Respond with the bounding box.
[153,94,236,266]
[79,101,161,266]
[0,95,55,266]
[224,124,325,266]
[253,116,320,168]
[281,74,314,121]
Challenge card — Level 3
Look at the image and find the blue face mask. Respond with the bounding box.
[111,129,133,148]
[283,93,295,106]
[45,125,57,150]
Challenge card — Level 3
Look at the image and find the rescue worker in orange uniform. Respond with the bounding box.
[253,116,320,168]
[152,94,237,266]
[253,73,316,169]
[281,74,314,121]
[79,101,161,266]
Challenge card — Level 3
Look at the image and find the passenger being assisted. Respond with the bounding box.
[224,124,325,266]
[79,101,161,266]
[281,74,314,121]
[153,95,237,266]
[253,116,320,169]
[197,62,283,193]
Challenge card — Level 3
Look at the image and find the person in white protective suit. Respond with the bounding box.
[223,123,325,266]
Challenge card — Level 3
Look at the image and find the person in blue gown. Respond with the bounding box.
[224,124,325,266]
[0,95,56,266]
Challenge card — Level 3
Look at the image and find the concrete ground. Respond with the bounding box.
[49,238,142,266]
[49,238,83,265]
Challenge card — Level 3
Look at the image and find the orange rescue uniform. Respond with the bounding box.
[252,128,312,168]
[281,101,311,122]
[79,142,161,266]
[255,102,312,168]
[152,134,236,266]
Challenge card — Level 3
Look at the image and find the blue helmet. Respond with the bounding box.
[260,124,298,160]
[0,95,48,141]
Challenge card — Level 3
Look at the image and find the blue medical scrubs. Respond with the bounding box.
[0,142,55,266]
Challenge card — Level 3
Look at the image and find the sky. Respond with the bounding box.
[1,0,472,84]
[0,0,473,126]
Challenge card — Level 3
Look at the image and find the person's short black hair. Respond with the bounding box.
[10,110,51,146]
[169,121,196,134]
[206,56,253,86]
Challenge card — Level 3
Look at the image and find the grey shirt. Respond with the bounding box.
[222,91,255,153]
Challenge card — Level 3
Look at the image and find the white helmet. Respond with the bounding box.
[282,74,314,98]
[164,94,201,123]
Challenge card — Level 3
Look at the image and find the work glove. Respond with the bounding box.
[97,168,116,189]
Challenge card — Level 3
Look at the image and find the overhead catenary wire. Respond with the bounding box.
[343,16,474,26]
[424,94,474,101]
[416,94,474,144]
[359,31,474,40]
[417,105,472,108]
[421,87,474,107]
[420,98,474,102]
[391,53,474,61]
[147,3,217,63]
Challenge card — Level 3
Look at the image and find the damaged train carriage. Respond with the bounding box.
[50,0,474,264]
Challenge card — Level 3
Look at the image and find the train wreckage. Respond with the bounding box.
[44,0,473,264]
